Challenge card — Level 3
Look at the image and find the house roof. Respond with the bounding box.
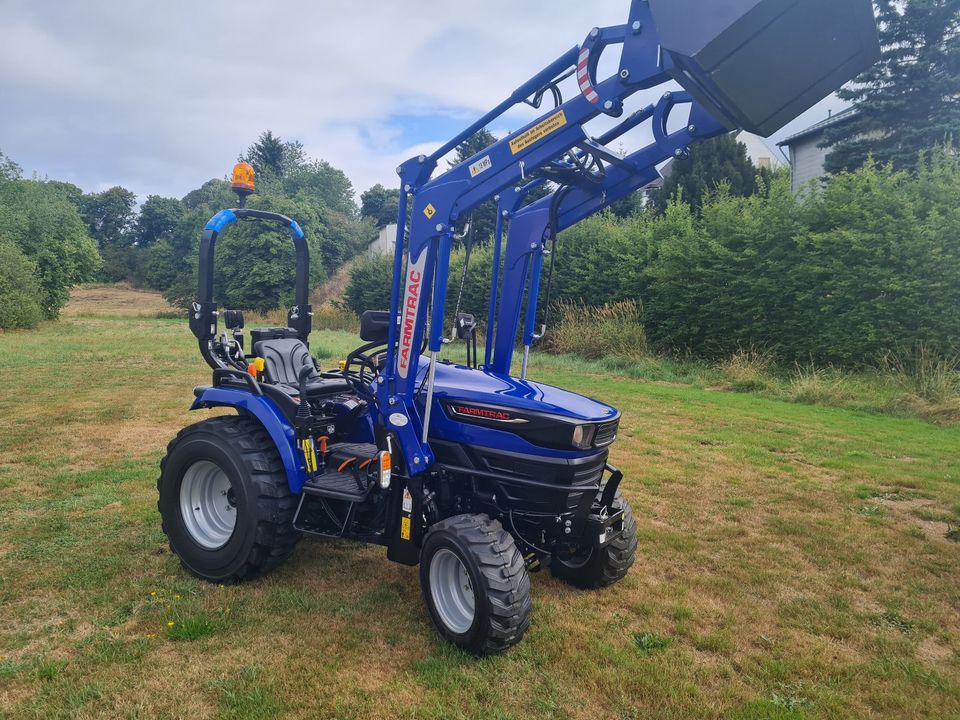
[777,107,858,147]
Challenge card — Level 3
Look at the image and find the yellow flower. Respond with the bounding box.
[167,621,175,628]
[150,591,156,597]
[145,633,156,639]
[174,594,180,600]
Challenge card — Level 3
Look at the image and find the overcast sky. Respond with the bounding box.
[0,0,847,204]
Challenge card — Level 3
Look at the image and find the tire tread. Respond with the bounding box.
[158,414,301,582]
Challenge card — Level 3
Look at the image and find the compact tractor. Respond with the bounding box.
[159,0,880,652]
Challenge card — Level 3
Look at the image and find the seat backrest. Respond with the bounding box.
[254,338,318,386]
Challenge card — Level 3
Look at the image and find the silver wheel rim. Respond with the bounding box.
[429,548,475,634]
[179,460,236,550]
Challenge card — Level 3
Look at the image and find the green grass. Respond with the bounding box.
[0,287,958,718]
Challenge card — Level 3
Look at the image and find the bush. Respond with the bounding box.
[550,151,960,368]
[343,253,393,316]
[342,244,495,326]
[548,301,648,359]
[0,179,101,319]
[0,241,43,329]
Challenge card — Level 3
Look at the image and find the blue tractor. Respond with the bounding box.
[158,0,880,653]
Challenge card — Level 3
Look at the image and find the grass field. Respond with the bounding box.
[1,285,959,719]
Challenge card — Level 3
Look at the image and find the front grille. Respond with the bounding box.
[594,419,619,447]
[472,446,608,516]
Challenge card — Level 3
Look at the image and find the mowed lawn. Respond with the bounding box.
[1,286,959,720]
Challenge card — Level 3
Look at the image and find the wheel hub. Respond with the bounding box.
[179,460,237,550]
[429,548,476,634]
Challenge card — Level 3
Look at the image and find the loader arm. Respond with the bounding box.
[376,0,880,474]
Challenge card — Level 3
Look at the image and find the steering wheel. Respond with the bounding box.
[343,340,387,397]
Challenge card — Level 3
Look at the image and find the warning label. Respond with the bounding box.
[400,516,411,540]
[423,203,436,219]
[509,110,567,155]
[469,154,493,177]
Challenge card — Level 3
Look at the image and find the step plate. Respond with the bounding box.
[302,469,371,502]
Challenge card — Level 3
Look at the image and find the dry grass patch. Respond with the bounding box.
[63,284,177,318]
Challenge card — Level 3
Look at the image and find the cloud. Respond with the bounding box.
[0,1,845,203]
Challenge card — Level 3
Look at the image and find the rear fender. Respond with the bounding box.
[191,387,307,494]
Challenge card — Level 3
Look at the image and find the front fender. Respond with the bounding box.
[191,387,307,494]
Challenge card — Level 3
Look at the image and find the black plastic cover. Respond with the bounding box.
[223,309,244,330]
[250,327,299,349]
[649,0,880,136]
[360,310,391,342]
[454,313,477,341]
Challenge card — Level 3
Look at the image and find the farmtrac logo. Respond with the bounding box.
[398,252,427,378]
[450,405,528,424]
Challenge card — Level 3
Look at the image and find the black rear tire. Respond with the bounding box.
[158,415,301,583]
[420,514,532,654]
[550,489,637,589]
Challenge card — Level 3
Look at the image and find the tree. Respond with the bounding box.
[240,130,307,182]
[823,0,960,173]
[0,178,101,318]
[649,134,762,214]
[131,195,188,289]
[148,134,368,305]
[213,194,327,312]
[449,129,499,243]
[283,159,357,216]
[360,183,400,227]
[135,195,184,247]
[0,149,22,182]
[82,186,137,281]
[181,179,234,211]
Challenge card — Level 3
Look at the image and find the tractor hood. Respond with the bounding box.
[414,359,619,457]
[418,360,618,422]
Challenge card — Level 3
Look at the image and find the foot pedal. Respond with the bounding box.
[524,553,542,573]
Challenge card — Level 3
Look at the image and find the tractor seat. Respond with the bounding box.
[253,338,351,397]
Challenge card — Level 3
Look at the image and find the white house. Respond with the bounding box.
[777,108,857,193]
[367,223,398,257]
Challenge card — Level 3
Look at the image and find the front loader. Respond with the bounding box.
[158,0,880,653]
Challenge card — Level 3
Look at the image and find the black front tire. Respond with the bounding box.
[420,514,532,654]
[158,415,301,583]
[550,489,637,589]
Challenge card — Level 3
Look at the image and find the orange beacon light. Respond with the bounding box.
[231,162,255,204]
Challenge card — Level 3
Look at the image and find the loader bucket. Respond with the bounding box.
[649,0,880,137]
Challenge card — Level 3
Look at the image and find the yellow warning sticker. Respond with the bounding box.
[301,439,317,474]
[509,110,567,155]
[423,203,436,219]
[400,516,411,540]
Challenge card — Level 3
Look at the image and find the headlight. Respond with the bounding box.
[571,424,596,450]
